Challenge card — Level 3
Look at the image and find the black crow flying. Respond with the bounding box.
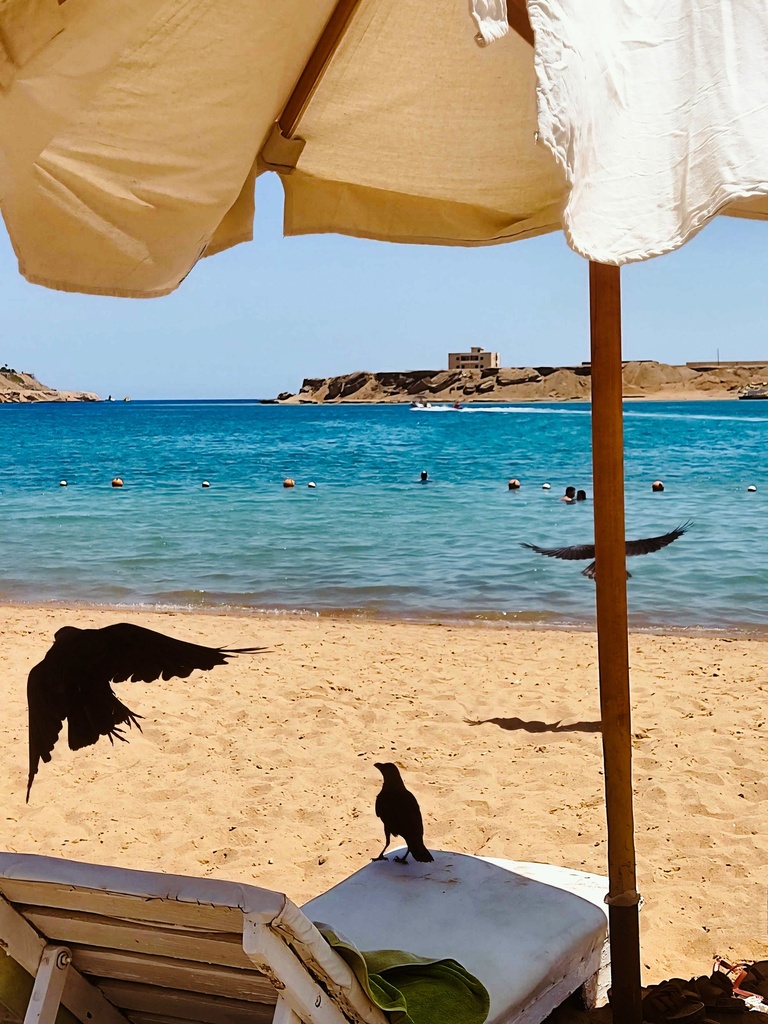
[522,521,691,579]
[26,622,266,800]
[372,762,433,864]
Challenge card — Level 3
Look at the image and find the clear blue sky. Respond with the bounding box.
[2,173,767,400]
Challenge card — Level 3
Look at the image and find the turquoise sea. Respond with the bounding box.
[3,400,767,632]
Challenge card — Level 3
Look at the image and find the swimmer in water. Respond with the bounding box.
[576,489,587,501]
[561,486,576,504]
[420,470,429,483]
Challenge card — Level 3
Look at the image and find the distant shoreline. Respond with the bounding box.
[268,391,744,405]
[0,393,751,405]
[0,367,98,403]
[275,360,768,404]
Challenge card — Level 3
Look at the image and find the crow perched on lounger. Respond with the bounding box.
[521,521,691,579]
[26,623,266,800]
[372,762,434,864]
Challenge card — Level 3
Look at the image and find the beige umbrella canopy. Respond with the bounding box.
[2,0,767,296]
[0,0,565,297]
[4,2,768,1020]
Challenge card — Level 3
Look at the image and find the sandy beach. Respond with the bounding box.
[2,604,767,998]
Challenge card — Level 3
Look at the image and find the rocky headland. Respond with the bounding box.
[275,360,768,404]
[0,366,99,403]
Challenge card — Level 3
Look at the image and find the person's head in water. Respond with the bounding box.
[652,480,664,492]
[561,486,576,503]
[420,470,429,483]
[508,478,521,490]
[576,489,587,501]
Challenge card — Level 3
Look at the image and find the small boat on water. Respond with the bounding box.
[738,384,768,400]
[410,398,432,409]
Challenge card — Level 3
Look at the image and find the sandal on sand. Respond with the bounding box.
[641,982,717,1023]
[739,961,768,1000]
[713,956,768,1001]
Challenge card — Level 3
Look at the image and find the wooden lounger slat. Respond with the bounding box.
[21,908,254,970]
[72,947,276,1003]
[95,980,274,1024]
[0,881,241,932]
[125,1015,260,1024]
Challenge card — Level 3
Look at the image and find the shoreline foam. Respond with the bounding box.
[2,597,768,641]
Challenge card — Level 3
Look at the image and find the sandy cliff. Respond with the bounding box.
[0,367,99,403]
[277,361,768,404]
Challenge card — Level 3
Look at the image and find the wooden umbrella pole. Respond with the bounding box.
[588,261,643,1023]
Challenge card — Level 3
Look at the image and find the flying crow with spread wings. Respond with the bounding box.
[26,622,266,800]
[372,762,434,864]
[522,521,691,579]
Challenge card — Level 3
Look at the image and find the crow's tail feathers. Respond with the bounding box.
[221,646,270,657]
[409,842,434,863]
[26,760,40,804]
[581,561,632,581]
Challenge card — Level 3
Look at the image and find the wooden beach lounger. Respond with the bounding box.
[0,851,609,1024]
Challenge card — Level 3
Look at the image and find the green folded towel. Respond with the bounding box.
[317,924,490,1024]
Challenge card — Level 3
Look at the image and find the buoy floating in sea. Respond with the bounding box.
[202,481,210,488]
[111,477,124,488]
[508,478,521,490]
[542,483,551,490]
[308,482,316,488]
[748,484,757,492]
[283,478,295,488]
[651,480,665,492]
[59,480,67,487]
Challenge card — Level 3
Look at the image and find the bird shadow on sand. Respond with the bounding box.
[465,716,602,734]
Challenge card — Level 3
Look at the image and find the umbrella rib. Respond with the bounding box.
[507,0,534,46]
[279,0,365,138]
[279,0,532,142]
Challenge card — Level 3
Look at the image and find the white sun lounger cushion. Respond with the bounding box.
[303,851,610,1024]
